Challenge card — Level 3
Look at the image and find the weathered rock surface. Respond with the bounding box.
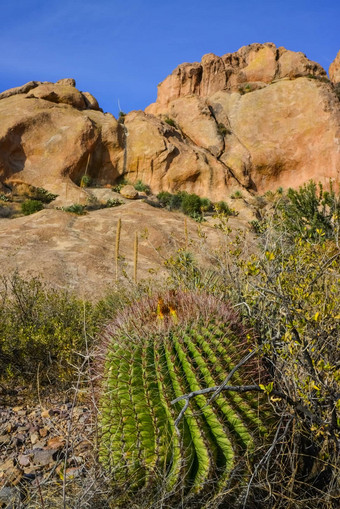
[0,201,228,299]
[329,50,340,84]
[146,42,327,112]
[0,43,339,207]
[146,43,340,192]
[120,184,138,199]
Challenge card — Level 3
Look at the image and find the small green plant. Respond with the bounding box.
[134,180,151,194]
[214,201,235,216]
[217,122,230,137]
[105,198,123,208]
[0,194,9,202]
[164,116,176,128]
[80,175,92,188]
[118,111,126,124]
[112,178,129,193]
[249,219,267,234]
[21,199,44,215]
[231,190,243,199]
[61,204,86,215]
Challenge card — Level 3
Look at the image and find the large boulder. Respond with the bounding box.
[146,43,340,193]
[0,82,124,204]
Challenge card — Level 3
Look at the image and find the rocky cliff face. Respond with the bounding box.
[0,43,339,203]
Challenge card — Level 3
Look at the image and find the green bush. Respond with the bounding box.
[61,203,86,215]
[164,116,176,127]
[118,111,126,124]
[157,191,214,220]
[180,192,202,216]
[134,180,151,194]
[112,178,129,193]
[105,198,123,208]
[276,180,339,239]
[214,200,235,216]
[157,191,173,208]
[21,199,44,215]
[0,274,100,385]
[34,187,58,203]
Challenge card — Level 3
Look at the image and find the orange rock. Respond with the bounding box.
[329,50,340,84]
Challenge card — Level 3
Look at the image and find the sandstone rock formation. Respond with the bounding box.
[329,50,340,84]
[0,43,339,205]
[146,43,340,193]
[0,81,123,205]
[146,43,327,112]
[0,202,227,298]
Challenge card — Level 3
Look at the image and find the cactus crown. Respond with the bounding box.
[98,291,272,505]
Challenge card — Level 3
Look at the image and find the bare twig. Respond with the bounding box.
[241,415,293,509]
[207,348,258,404]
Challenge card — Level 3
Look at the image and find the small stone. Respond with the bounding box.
[14,433,25,446]
[120,185,138,200]
[30,433,39,445]
[18,455,30,467]
[32,449,57,466]
[47,436,65,449]
[39,427,48,438]
[0,435,10,445]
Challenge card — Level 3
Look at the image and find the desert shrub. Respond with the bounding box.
[0,194,10,202]
[134,179,150,194]
[214,200,235,216]
[156,191,173,208]
[118,111,126,124]
[231,190,243,199]
[21,199,44,215]
[276,180,339,240]
[180,191,202,216]
[164,116,176,127]
[105,198,123,208]
[157,191,214,220]
[33,187,58,203]
[112,178,129,193]
[0,274,101,385]
[61,203,86,215]
[99,290,272,507]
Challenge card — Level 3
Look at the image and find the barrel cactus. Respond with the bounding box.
[98,291,272,506]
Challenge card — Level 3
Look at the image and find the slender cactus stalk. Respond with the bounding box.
[84,152,91,176]
[115,218,121,281]
[134,231,138,284]
[184,218,188,249]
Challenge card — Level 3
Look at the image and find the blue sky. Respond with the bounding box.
[0,0,339,116]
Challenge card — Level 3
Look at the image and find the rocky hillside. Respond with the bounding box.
[0,43,339,205]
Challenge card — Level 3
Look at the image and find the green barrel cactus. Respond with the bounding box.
[98,291,272,506]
